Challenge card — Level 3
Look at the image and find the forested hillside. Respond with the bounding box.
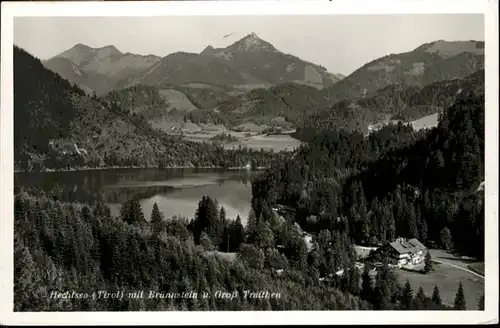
[322,41,484,103]
[248,89,484,310]
[253,91,485,259]
[175,68,485,135]
[215,82,330,125]
[295,70,484,137]
[102,84,173,119]
[14,190,376,311]
[14,46,285,171]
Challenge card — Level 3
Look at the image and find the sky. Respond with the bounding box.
[14,14,484,75]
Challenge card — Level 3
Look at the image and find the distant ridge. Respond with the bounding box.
[45,33,344,95]
[44,43,161,95]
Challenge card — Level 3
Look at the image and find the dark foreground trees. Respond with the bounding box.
[14,192,372,311]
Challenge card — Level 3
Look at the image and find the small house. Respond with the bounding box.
[384,237,427,267]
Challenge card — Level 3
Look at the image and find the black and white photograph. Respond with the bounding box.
[1,0,498,325]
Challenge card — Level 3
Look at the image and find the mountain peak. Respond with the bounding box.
[73,43,93,50]
[200,45,215,56]
[226,32,277,53]
[96,45,122,56]
[244,32,260,40]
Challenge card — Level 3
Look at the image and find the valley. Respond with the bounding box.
[40,34,484,151]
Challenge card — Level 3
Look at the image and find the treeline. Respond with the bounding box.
[14,192,370,311]
[252,91,485,259]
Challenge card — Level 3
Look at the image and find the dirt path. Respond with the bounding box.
[433,259,485,279]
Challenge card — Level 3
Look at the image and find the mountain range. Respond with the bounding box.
[15,34,484,170]
[42,35,484,130]
[43,33,343,96]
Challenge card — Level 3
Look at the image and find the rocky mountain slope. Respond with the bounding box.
[198,32,342,88]
[43,44,161,95]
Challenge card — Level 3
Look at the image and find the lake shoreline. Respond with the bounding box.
[16,166,255,225]
[14,165,269,174]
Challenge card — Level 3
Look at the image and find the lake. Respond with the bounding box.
[15,168,255,224]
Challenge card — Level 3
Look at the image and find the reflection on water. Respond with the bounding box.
[15,168,255,224]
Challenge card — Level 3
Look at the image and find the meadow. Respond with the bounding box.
[396,250,484,309]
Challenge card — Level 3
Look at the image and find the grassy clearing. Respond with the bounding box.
[204,251,238,262]
[467,263,485,276]
[224,135,303,152]
[410,113,439,131]
[397,250,484,309]
[176,120,303,152]
[396,262,484,309]
[429,249,483,270]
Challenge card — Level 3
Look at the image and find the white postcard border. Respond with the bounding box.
[1,0,498,325]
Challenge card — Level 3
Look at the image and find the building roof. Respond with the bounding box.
[389,238,426,254]
[408,238,426,250]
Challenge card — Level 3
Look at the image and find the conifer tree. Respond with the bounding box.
[401,280,413,309]
[193,196,220,245]
[440,227,454,251]
[453,281,466,310]
[424,251,434,273]
[431,285,442,306]
[360,265,373,302]
[373,259,395,310]
[418,218,428,245]
[361,218,372,245]
[386,209,397,242]
[219,206,227,225]
[348,263,361,296]
[414,286,427,309]
[120,199,145,226]
[407,204,419,239]
[231,215,245,252]
[150,202,163,236]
